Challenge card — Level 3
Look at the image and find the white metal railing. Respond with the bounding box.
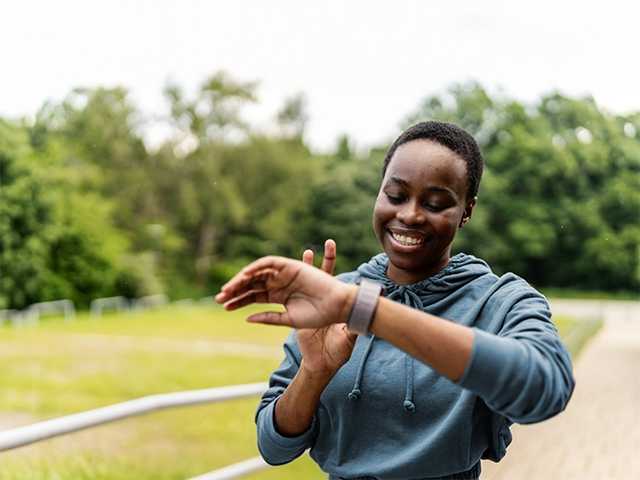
[0,300,278,478]
[190,457,270,480]
[0,382,272,480]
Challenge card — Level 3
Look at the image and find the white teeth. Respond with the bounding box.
[391,232,424,246]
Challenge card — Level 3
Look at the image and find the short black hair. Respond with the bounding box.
[382,121,484,199]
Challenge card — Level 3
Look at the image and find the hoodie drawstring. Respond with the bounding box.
[346,335,416,413]
[345,252,486,414]
[403,355,416,413]
[347,335,375,401]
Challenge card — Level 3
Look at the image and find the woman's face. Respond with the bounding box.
[372,139,474,285]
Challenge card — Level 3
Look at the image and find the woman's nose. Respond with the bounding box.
[397,201,425,225]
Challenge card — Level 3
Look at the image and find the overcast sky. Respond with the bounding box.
[2,1,638,151]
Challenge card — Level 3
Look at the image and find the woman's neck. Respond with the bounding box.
[386,252,451,285]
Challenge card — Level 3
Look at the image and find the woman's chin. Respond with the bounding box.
[383,236,430,263]
[384,249,429,275]
[382,242,448,282]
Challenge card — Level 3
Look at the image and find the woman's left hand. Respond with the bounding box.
[215,256,356,329]
[296,240,358,375]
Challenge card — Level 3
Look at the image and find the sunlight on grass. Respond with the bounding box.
[0,305,327,479]
[33,304,290,345]
[0,306,592,479]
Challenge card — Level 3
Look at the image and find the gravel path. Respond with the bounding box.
[481,300,640,479]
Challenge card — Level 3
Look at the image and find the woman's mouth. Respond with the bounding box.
[387,229,426,251]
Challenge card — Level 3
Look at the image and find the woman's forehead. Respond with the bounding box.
[385,140,468,194]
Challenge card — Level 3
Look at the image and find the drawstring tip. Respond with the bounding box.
[347,389,361,401]
[403,400,416,413]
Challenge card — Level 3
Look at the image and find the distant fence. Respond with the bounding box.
[0,383,272,480]
[1,294,215,326]
[29,300,76,322]
[90,296,130,317]
[1,300,75,326]
[131,294,169,311]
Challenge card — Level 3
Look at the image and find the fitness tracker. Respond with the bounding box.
[347,279,382,335]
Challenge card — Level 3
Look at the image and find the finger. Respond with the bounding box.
[302,249,314,265]
[217,256,306,304]
[246,311,292,327]
[223,289,270,311]
[321,239,336,275]
[220,257,285,292]
[216,276,269,303]
[217,267,280,302]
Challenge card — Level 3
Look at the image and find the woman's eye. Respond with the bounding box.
[424,203,444,211]
[386,194,404,204]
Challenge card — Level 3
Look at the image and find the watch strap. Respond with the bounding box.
[347,279,382,335]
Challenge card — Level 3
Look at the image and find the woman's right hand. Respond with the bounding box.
[297,239,358,376]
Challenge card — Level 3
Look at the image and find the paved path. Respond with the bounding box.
[482,300,640,480]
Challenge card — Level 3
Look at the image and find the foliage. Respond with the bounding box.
[0,121,52,309]
[1,75,639,309]
[289,141,382,273]
[0,117,154,309]
[407,84,640,291]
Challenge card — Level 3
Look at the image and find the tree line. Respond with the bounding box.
[1,72,638,310]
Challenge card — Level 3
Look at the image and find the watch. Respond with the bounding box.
[347,279,382,335]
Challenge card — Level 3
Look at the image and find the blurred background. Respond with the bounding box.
[0,1,638,479]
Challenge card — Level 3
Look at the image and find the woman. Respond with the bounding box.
[216,121,575,480]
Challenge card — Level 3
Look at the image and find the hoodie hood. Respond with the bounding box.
[347,252,492,412]
[357,252,492,310]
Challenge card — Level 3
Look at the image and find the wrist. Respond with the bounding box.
[337,283,358,325]
[346,279,382,335]
[299,360,337,384]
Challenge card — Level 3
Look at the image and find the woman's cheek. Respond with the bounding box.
[373,207,397,245]
[431,212,459,236]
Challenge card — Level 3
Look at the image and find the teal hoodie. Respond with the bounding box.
[255,253,575,479]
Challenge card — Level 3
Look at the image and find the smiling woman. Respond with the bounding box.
[373,123,480,285]
[216,121,575,480]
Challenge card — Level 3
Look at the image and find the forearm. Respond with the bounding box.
[362,289,573,422]
[368,297,474,382]
[274,361,333,436]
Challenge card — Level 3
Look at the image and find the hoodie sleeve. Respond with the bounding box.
[255,330,317,465]
[457,276,575,424]
[254,271,359,464]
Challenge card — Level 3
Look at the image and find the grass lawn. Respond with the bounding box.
[540,287,639,301]
[0,304,596,479]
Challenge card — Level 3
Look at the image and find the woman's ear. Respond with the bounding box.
[459,196,477,228]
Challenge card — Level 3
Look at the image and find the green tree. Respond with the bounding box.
[0,120,139,308]
[0,121,52,308]
[406,84,640,291]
